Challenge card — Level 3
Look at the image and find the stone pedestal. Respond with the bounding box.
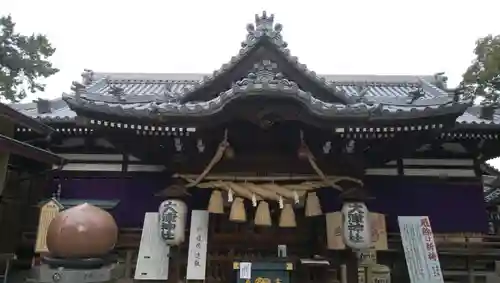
[36,256,121,283]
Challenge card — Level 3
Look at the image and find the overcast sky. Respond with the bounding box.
[2,0,500,101]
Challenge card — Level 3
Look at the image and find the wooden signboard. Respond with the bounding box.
[186,210,209,280]
[35,199,62,253]
[326,211,345,250]
[135,212,170,281]
[398,216,443,283]
[370,212,388,250]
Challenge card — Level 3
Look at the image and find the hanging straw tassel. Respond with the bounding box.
[254,201,272,226]
[279,203,296,228]
[185,130,230,188]
[305,192,322,217]
[229,197,246,222]
[208,190,224,214]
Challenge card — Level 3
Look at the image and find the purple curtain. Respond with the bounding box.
[318,178,489,233]
[56,177,164,227]
[52,176,488,233]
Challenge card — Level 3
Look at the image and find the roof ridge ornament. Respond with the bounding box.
[242,11,287,49]
[451,83,474,103]
[432,72,448,90]
[70,81,86,99]
[108,85,126,101]
[253,60,278,82]
[234,60,296,87]
[407,87,425,104]
[354,85,370,103]
[81,69,94,86]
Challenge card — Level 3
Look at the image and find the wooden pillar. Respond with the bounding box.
[467,255,475,283]
[124,249,134,278]
[345,249,359,283]
[0,118,13,196]
[168,245,181,283]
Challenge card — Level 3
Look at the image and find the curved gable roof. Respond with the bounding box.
[12,12,479,129]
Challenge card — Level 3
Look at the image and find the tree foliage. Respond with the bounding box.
[0,15,59,102]
[463,34,500,98]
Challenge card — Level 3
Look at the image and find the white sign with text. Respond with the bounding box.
[398,216,444,283]
[239,262,252,279]
[186,210,209,280]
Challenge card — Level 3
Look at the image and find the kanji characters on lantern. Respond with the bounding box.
[159,199,187,246]
[341,202,372,249]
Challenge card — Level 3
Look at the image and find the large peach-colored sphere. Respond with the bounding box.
[46,203,118,258]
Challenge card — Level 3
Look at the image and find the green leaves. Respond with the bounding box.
[0,15,59,102]
[463,34,500,98]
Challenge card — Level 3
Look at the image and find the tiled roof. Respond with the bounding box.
[9,72,497,126]
[7,11,490,128]
[456,106,500,128]
[0,102,56,135]
[10,98,77,122]
[85,72,445,100]
[60,12,472,124]
[62,68,471,124]
[12,72,467,122]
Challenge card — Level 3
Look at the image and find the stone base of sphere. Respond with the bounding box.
[41,254,117,269]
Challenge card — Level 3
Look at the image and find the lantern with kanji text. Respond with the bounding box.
[159,199,187,246]
[341,202,372,249]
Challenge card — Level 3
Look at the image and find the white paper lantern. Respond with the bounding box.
[341,202,372,249]
[159,199,187,246]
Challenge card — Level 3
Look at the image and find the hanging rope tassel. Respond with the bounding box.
[254,201,272,227]
[227,182,261,223]
[279,203,296,228]
[186,129,230,188]
[208,190,224,214]
[305,191,322,217]
[229,197,246,223]
[299,130,338,190]
[243,182,278,227]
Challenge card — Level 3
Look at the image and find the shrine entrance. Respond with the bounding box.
[55,11,471,283]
